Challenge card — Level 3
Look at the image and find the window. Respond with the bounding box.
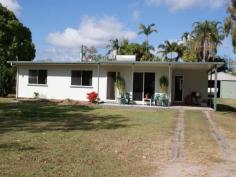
[71,70,92,86]
[29,70,47,85]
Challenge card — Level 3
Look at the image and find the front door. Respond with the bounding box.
[174,76,184,102]
[107,72,116,100]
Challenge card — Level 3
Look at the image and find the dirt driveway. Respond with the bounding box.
[160,109,236,177]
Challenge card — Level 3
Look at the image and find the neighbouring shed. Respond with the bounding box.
[209,72,236,99]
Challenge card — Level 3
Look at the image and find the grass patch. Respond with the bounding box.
[184,111,222,164]
[0,98,177,177]
[214,98,236,153]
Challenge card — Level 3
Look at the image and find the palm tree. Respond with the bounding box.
[158,40,186,61]
[181,32,191,42]
[106,38,120,57]
[224,0,236,53]
[138,24,157,55]
[191,20,224,61]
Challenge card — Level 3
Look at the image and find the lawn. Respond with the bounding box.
[213,98,236,153]
[184,111,222,164]
[1,97,236,177]
[0,98,177,177]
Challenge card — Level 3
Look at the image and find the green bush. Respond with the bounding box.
[159,76,168,93]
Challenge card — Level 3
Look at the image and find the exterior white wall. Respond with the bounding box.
[17,64,208,104]
[18,65,99,101]
[172,69,208,102]
[132,65,169,94]
[99,66,169,100]
[99,65,133,101]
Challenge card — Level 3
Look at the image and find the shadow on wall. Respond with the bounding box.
[0,100,131,134]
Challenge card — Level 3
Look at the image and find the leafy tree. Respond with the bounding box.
[181,32,198,61]
[138,24,157,55]
[158,40,186,61]
[106,38,120,57]
[182,50,197,62]
[0,3,35,96]
[119,39,155,61]
[191,20,224,61]
[83,46,97,61]
[224,0,236,53]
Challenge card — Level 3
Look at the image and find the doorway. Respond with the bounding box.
[174,75,184,102]
[107,72,116,100]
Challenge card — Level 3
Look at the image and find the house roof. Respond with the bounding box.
[8,61,224,71]
[210,72,236,81]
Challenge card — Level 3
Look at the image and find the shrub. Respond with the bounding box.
[87,91,98,103]
[159,76,169,93]
[115,75,125,95]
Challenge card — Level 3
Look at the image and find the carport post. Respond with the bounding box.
[16,65,19,100]
[214,66,218,111]
[131,63,134,99]
[168,64,172,106]
[97,63,100,96]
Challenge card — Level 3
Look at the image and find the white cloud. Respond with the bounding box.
[37,47,81,61]
[146,0,228,11]
[132,10,140,21]
[0,0,21,16]
[47,16,137,48]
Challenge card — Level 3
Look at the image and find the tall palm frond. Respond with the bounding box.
[224,0,236,53]
[138,23,157,54]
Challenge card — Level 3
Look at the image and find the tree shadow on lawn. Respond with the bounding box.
[0,101,132,134]
[0,142,38,152]
[217,104,236,113]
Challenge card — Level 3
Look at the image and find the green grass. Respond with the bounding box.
[184,111,222,164]
[0,98,177,177]
[213,98,236,153]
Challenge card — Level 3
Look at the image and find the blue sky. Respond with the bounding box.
[1,0,235,60]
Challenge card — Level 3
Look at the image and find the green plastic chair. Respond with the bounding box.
[120,92,131,104]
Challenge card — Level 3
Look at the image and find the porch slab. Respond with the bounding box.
[99,102,214,111]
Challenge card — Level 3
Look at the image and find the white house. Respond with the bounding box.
[9,58,222,110]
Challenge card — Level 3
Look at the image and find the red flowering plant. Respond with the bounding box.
[86,91,98,103]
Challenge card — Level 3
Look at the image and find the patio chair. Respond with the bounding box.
[120,92,131,104]
[153,93,169,106]
[161,94,169,107]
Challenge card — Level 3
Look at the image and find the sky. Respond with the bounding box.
[0,0,235,61]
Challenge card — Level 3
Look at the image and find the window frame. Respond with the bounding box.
[28,69,48,85]
[71,70,93,87]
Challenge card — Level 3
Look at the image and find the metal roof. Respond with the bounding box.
[210,72,236,81]
[8,60,223,66]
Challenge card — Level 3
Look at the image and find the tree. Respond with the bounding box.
[224,0,236,53]
[119,39,155,61]
[83,46,97,61]
[138,24,157,55]
[158,40,186,61]
[191,20,224,61]
[0,3,35,96]
[106,38,120,57]
[181,32,191,42]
